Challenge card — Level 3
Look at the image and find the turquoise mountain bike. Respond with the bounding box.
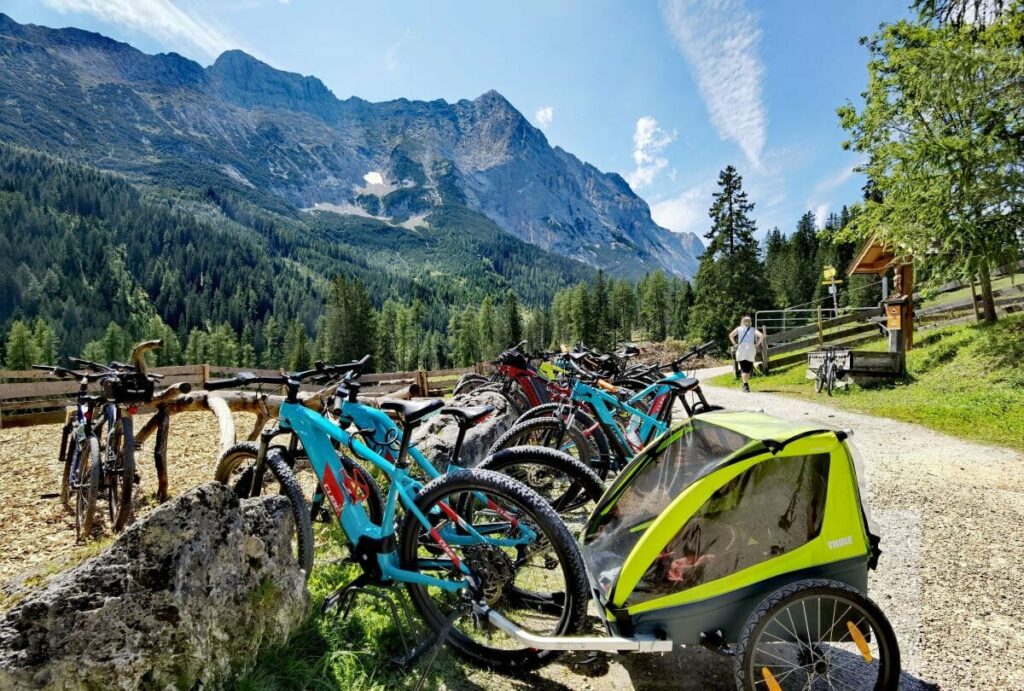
[204,360,590,672]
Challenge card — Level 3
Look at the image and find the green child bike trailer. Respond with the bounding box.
[473,410,900,690]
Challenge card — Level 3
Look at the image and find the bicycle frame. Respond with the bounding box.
[564,380,670,461]
[277,401,535,592]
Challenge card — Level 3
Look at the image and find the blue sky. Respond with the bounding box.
[4,0,909,239]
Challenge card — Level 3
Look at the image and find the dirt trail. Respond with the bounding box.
[0,411,258,583]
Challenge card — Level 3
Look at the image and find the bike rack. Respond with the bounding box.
[472,603,674,653]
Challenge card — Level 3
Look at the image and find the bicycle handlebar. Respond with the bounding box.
[204,355,370,392]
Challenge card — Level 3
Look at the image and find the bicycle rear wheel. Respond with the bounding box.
[399,469,589,673]
[488,416,593,471]
[75,436,101,541]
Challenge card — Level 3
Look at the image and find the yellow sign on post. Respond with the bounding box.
[886,304,902,330]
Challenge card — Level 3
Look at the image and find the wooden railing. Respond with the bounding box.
[0,363,487,429]
[761,307,885,371]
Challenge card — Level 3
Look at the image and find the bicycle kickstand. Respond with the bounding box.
[321,574,421,661]
[400,601,471,691]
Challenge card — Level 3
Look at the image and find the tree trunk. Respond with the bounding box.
[978,259,998,323]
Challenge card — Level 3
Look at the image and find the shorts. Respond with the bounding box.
[738,360,754,375]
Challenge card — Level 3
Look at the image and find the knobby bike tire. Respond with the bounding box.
[76,436,101,541]
[488,416,593,470]
[453,373,491,396]
[398,469,589,673]
[109,416,135,531]
[215,441,385,527]
[511,404,614,478]
[476,445,605,515]
[263,448,315,580]
[59,421,73,512]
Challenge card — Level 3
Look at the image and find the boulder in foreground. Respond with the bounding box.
[0,482,309,689]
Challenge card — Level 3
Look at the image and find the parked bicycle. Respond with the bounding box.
[203,358,592,671]
[815,346,847,396]
[36,340,190,540]
[210,357,603,545]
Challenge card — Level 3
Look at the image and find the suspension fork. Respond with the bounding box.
[251,425,293,497]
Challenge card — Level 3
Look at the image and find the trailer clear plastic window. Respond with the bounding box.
[630,453,830,604]
[581,420,750,597]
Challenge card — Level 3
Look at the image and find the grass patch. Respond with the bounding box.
[711,313,1024,451]
[232,524,484,691]
[920,272,1022,310]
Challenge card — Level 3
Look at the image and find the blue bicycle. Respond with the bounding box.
[493,350,715,477]
[204,360,591,672]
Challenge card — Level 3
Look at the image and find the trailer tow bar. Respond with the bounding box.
[472,602,674,653]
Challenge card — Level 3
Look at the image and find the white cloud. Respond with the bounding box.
[813,203,830,228]
[660,0,767,169]
[534,106,554,129]
[42,0,239,59]
[814,159,863,195]
[650,183,712,236]
[627,116,676,189]
[384,30,412,72]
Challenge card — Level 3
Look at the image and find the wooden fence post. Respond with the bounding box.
[415,370,429,397]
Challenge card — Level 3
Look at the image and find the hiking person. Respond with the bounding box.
[729,315,763,393]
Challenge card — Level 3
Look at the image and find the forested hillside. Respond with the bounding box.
[0,142,595,366]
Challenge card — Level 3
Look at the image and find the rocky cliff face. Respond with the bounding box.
[0,13,701,278]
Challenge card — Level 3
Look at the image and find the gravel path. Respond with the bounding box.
[524,367,1023,690]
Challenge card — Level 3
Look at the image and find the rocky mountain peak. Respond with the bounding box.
[207,49,338,117]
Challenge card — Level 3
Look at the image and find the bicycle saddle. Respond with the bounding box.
[440,405,494,427]
[380,398,444,425]
[661,377,701,393]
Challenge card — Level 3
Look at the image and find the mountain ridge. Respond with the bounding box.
[0,13,701,279]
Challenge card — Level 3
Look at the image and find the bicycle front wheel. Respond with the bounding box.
[476,445,604,534]
[76,436,101,541]
[399,469,589,673]
[488,416,593,470]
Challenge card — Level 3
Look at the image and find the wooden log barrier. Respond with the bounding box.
[131,384,414,502]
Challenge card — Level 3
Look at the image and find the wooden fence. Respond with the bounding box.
[760,307,885,371]
[0,363,486,429]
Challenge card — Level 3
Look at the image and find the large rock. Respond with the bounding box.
[412,389,515,468]
[0,483,309,689]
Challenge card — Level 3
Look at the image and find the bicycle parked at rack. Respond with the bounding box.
[202,359,592,671]
[211,357,603,552]
[36,340,190,540]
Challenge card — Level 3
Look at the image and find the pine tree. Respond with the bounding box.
[704,165,758,258]
[639,271,669,341]
[184,328,205,365]
[261,316,282,369]
[239,323,257,368]
[502,291,523,347]
[477,297,498,360]
[591,270,611,350]
[5,320,40,369]
[284,319,312,370]
[32,316,57,364]
[689,167,771,346]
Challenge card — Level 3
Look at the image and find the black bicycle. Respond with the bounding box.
[38,340,190,539]
[814,347,846,396]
